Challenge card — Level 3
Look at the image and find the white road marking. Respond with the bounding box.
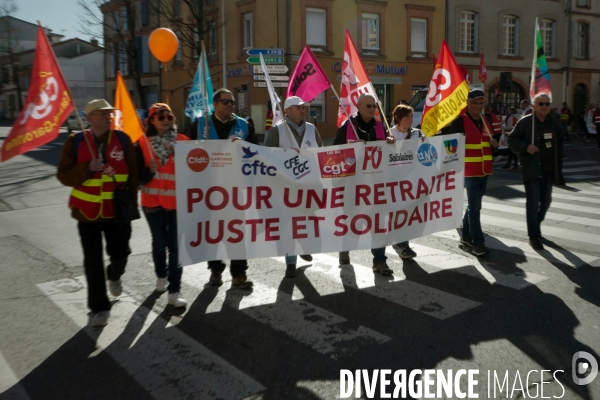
[482,201,600,228]
[0,350,30,399]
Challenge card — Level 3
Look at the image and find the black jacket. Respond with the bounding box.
[333,114,388,145]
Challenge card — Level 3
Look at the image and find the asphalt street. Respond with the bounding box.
[0,126,599,400]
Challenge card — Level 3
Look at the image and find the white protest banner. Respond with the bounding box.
[176,134,465,265]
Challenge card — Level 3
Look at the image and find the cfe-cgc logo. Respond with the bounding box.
[362,146,383,174]
[417,143,438,166]
[187,148,209,172]
[443,139,459,164]
[317,149,356,178]
[284,154,311,180]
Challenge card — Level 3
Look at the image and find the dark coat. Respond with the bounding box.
[508,113,565,185]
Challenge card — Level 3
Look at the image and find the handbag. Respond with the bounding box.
[112,176,140,223]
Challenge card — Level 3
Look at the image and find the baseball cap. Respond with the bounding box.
[148,103,173,118]
[284,96,305,109]
[467,89,485,100]
[85,99,116,115]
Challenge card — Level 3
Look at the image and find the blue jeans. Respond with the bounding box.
[371,247,387,265]
[524,171,554,239]
[144,209,182,294]
[286,255,297,265]
[463,176,488,244]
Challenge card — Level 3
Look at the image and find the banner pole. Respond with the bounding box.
[329,83,359,139]
[377,101,392,135]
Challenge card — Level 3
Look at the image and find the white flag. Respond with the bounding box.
[259,53,283,126]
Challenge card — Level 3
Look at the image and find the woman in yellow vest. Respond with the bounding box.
[136,103,189,308]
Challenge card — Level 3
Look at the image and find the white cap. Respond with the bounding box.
[284,96,305,109]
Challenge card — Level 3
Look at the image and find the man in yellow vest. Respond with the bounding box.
[449,89,498,256]
[57,99,139,326]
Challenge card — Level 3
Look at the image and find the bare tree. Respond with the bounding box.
[0,0,24,111]
[77,0,147,108]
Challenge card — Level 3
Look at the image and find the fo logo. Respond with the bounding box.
[417,143,438,166]
[444,139,458,154]
[187,148,209,172]
[363,146,383,170]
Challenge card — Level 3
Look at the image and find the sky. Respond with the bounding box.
[15,0,102,42]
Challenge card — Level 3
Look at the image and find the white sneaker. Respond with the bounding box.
[156,277,169,292]
[108,279,122,297]
[91,311,110,326]
[168,293,187,308]
[494,155,503,162]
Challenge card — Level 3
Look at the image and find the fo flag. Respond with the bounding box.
[337,29,378,127]
[113,71,144,142]
[286,46,331,102]
[1,24,73,162]
[530,18,552,102]
[420,40,470,136]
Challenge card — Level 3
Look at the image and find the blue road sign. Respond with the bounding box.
[246,48,285,56]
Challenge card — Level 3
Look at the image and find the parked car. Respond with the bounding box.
[66,111,89,133]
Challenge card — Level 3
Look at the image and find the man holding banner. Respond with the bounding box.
[264,96,323,277]
[189,88,256,289]
[57,99,139,326]
[449,89,498,256]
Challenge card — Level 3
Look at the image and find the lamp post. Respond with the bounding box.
[222,0,226,88]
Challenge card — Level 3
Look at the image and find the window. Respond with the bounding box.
[136,36,150,73]
[577,0,589,7]
[174,0,182,18]
[309,92,326,122]
[174,32,182,65]
[575,22,590,59]
[540,19,555,58]
[243,13,253,49]
[306,8,326,48]
[113,12,119,31]
[459,11,478,53]
[410,18,427,57]
[141,0,149,26]
[361,13,379,52]
[107,44,115,78]
[193,31,200,60]
[501,15,519,56]
[209,22,217,59]
[122,8,128,31]
[118,42,128,75]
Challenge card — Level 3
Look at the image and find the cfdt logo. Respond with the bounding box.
[187,148,209,172]
[363,146,383,172]
[417,143,438,166]
[572,351,598,385]
[284,154,311,180]
[317,148,356,178]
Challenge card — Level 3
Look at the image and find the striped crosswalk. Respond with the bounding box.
[26,179,600,399]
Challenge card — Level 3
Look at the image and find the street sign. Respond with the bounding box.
[254,82,289,88]
[246,48,285,56]
[246,57,284,64]
[253,75,290,81]
[253,65,289,74]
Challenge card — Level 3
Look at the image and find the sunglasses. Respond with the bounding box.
[363,104,377,109]
[217,99,236,106]
[536,102,551,107]
[154,114,174,121]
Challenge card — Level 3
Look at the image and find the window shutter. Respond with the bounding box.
[572,21,579,58]
[515,18,520,55]
[306,9,326,47]
[474,13,479,51]
[589,24,595,59]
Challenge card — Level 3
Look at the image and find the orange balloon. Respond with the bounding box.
[149,28,179,62]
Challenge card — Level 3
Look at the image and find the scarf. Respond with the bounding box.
[286,117,306,135]
[149,130,177,166]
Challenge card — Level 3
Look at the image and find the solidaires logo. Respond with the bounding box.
[417,143,438,166]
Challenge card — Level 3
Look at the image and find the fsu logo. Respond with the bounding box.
[317,149,356,178]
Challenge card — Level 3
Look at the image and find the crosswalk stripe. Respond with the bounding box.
[433,230,597,268]
[37,277,266,399]
[561,166,600,173]
[478,213,600,246]
[385,244,548,290]
[506,186,600,204]
[588,186,600,190]
[508,198,600,216]
[507,184,600,197]
[566,175,599,180]
[0,350,31,399]
[270,254,482,320]
[562,160,599,166]
[482,201,600,228]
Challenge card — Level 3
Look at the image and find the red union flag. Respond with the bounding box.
[478,48,487,84]
[286,45,331,103]
[1,24,74,162]
[420,40,469,136]
[337,29,378,127]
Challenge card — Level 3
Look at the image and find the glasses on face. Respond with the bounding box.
[536,102,551,107]
[470,101,485,107]
[362,104,377,109]
[217,99,236,106]
[154,114,174,121]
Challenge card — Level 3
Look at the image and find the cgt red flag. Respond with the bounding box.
[1,24,73,162]
[478,48,487,84]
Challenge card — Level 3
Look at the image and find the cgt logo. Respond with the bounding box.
[187,148,210,172]
[572,351,598,385]
[444,139,458,154]
[317,149,356,178]
[417,143,438,166]
[284,154,311,180]
[363,146,383,170]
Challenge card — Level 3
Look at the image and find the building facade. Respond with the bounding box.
[448,0,600,117]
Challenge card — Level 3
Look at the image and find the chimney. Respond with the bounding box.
[91,39,99,46]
